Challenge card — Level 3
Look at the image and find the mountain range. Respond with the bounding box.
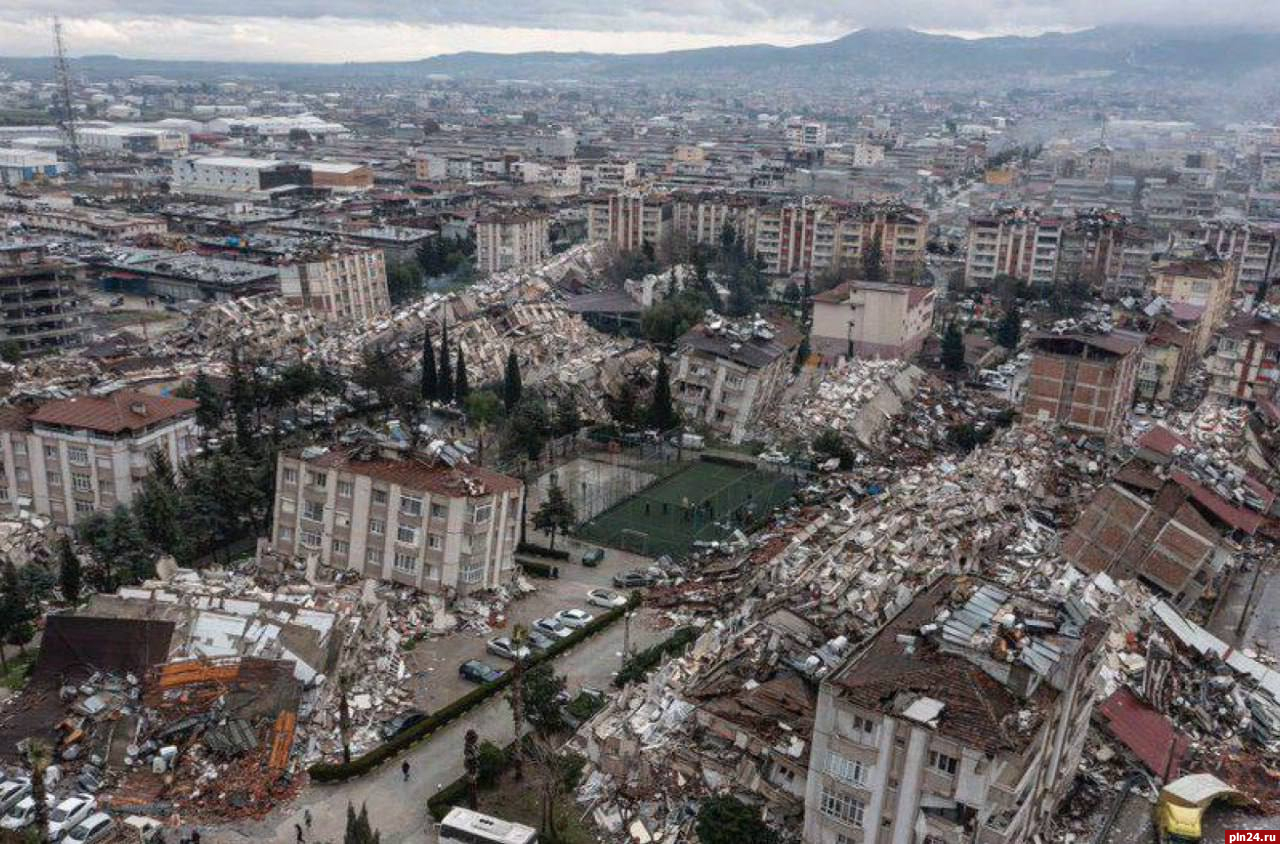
[2,26,1280,86]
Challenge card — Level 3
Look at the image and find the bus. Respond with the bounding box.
[437,808,538,844]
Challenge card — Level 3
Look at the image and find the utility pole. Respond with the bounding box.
[52,17,81,173]
[620,610,632,671]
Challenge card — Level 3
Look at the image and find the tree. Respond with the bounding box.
[941,322,966,372]
[386,260,424,305]
[606,380,640,428]
[696,795,778,844]
[503,351,523,412]
[464,729,479,810]
[0,341,22,365]
[135,450,191,563]
[464,390,503,427]
[521,663,567,736]
[344,803,381,844]
[503,396,550,461]
[862,234,885,282]
[476,741,505,788]
[192,371,224,436]
[507,625,528,781]
[794,334,811,373]
[421,328,439,401]
[58,536,81,606]
[25,739,51,844]
[228,349,255,451]
[997,306,1022,350]
[812,429,854,469]
[438,322,453,403]
[454,346,469,403]
[532,482,576,550]
[0,561,34,662]
[647,358,678,431]
[553,393,582,438]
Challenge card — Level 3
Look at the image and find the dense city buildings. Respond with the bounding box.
[811,280,936,360]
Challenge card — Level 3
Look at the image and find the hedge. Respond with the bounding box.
[516,542,570,560]
[309,595,639,783]
[517,558,560,579]
[613,626,697,688]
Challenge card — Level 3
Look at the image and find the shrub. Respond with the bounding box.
[614,626,697,688]
[476,741,506,788]
[516,541,570,560]
[518,559,559,579]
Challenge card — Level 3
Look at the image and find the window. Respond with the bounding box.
[337,480,354,498]
[369,518,385,535]
[397,525,419,544]
[827,752,866,786]
[471,503,493,524]
[283,467,298,484]
[365,548,382,565]
[280,498,296,514]
[308,471,327,488]
[12,442,25,456]
[430,502,448,519]
[332,539,349,555]
[74,500,95,515]
[428,533,443,550]
[0,487,8,503]
[279,527,294,542]
[400,495,423,517]
[371,488,388,505]
[461,563,484,584]
[72,474,92,493]
[68,446,88,466]
[44,445,57,459]
[393,551,417,573]
[928,750,959,776]
[98,480,114,496]
[819,787,864,827]
[849,714,877,744]
[303,500,324,522]
[301,530,322,548]
[15,468,29,482]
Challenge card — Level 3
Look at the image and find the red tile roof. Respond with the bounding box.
[1098,686,1189,778]
[301,447,522,499]
[1169,469,1268,535]
[29,390,197,434]
[1137,425,1196,458]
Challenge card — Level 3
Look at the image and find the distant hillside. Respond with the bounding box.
[2,26,1279,86]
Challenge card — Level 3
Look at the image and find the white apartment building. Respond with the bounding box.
[785,119,828,151]
[278,248,391,323]
[474,211,550,275]
[271,443,525,596]
[804,577,1103,844]
[0,390,199,526]
[587,192,671,253]
[592,161,638,191]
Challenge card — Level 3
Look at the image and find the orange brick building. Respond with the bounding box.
[1022,330,1144,440]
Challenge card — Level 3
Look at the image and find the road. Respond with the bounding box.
[212,602,665,844]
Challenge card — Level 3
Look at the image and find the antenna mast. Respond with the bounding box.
[52,17,81,171]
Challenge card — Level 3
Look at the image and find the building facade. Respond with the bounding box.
[0,242,85,356]
[0,390,199,525]
[474,211,551,275]
[587,192,672,253]
[1206,313,1280,404]
[278,248,390,323]
[1150,258,1232,355]
[1022,330,1144,441]
[803,576,1103,844]
[811,280,935,361]
[270,443,524,596]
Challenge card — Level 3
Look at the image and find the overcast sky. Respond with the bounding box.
[1,2,1278,62]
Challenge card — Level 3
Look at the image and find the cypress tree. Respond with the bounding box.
[438,322,453,402]
[421,326,438,401]
[648,358,678,431]
[454,346,469,403]
[503,350,523,412]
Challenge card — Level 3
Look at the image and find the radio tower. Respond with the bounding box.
[52,17,81,171]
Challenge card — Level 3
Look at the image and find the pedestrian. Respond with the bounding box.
[191,832,200,844]
[402,759,411,782]
[304,808,312,831]
[295,822,304,843]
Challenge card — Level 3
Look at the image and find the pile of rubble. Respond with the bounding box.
[764,359,923,449]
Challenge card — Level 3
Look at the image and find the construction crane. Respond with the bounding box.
[52,16,81,172]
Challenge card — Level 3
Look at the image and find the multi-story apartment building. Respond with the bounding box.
[672,318,798,443]
[804,576,1103,844]
[0,241,85,356]
[278,247,390,323]
[592,161,639,191]
[810,280,935,361]
[1206,312,1280,404]
[963,208,1055,289]
[1136,318,1195,403]
[784,119,828,151]
[270,441,524,596]
[752,201,926,282]
[0,389,199,525]
[1023,329,1144,441]
[474,211,550,275]
[1199,220,1279,293]
[1150,258,1232,355]
[586,192,671,253]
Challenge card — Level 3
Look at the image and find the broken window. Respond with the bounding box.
[365,548,381,565]
[848,714,877,744]
[470,503,493,524]
[826,752,867,786]
[928,750,959,776]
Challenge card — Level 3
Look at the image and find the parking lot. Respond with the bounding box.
[402,537,660,713]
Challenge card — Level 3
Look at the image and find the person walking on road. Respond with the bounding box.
[295,823,304,843]
[402,760,411,781]
[304,809,312,831]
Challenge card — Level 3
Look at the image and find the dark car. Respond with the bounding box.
[526,629,558,653]
[612,570,655,589]
[459,660,505,685]
[378,709,427,741]
[581,548,605,567]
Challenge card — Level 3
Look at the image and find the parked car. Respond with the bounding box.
[1134,402,1149,416]
[525,629,558,653]
[378,709,427,741]
[1,795,51,831]
[612,570,655,589]
[459,660,505,685]
[556,609,595,629]
[533,617,573,639]
[64,812,114,844]
[0,781,31,815]
[486,636,532,661]
[587,588,626,609]
[48,795,95,841]
[581,548,605,567]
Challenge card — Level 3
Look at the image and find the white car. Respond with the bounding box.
[556,609,595,629]
[0,780,30,815]
[64,812,114,844]
[1,795,51,831]
[486,637,531,662]
[533,617,573,639]
[587,588,626,609]
[48,795,95,841]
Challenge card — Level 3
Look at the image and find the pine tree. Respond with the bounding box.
[647,358,678,431]
[862,234,885,282]
[59,536,81,606]
[454,346,469,403]
[553,393,581,437]
[503,351,523,412]
[344,802,381,844]
[438,322,453,403]
[941,322,966,372]
[997,306,1022,350]
[532,482,577,550]
[136,450,189,563]
[794,335,811,373]
[421,327,438,402]
[192,371,224,436]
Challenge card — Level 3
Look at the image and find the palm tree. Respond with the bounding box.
[507,625,528,781]
[464,729,479,810]
[27,739,50,843]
